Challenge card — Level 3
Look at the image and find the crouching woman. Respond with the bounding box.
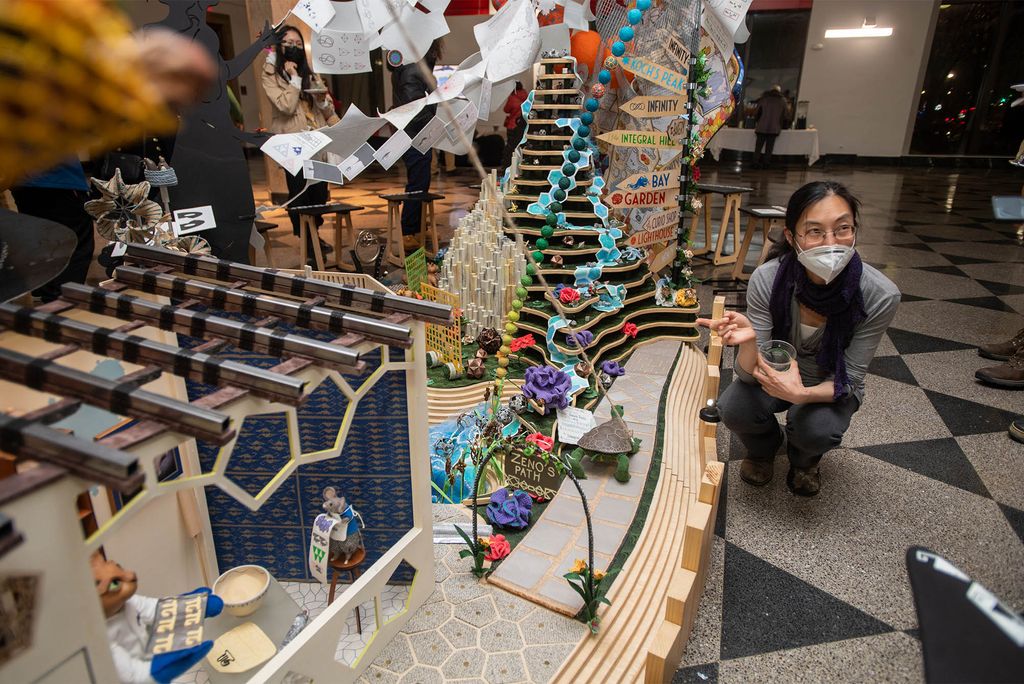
[698,180,900,496]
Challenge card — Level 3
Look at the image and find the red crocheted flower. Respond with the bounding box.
[559,288,581,304]
[622,322,639,338]
[484,534,510,561]
[525,432,554,452]
[510,333,536,352]
[693,166,702,182]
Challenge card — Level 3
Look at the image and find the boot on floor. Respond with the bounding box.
[975,345,1024,389]
[1010,416,1024,444]
[978,327,1024,361]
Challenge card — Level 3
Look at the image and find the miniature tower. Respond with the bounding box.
[503,55,698,397]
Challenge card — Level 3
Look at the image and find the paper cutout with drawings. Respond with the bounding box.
[539,22,571,54]
[701,5,734,59]
[562,0,588,30]
[260,130,332,175]
[705,0,754,38]
[321,104,385,160]
[350,0,383,49]
[426,70,468,104]
[411,116,448,153]
[373,130,413,170]
[446,100,479,141]
[339,142,377,180]
[476,79,492,119]
[303,159,344,184]
[556,407,598,446]
[360,0,405,38]
[475,0,541,83]
[312,29,370,74]
[172,206,217,236]
[378,3,450,65]
[291,0,336,33]
[382,98,427,130]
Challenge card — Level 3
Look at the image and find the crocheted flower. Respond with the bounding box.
[570,558,588,574]
[510,334,536,352]
[525,432,554,452]
[522,365,572,414]
[566,329,594,348]
[622,322,639,338]
[559,287,581,304]
[601,360,625,377]
[484,534,510,561]
[486,488,532,529]
[693,166,701,182]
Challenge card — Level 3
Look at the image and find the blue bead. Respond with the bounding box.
[580,112,594,125]
[628,8,642,24]
[572,137,587,150]
[611,41,626,57]
[567,149,580,163]
[585,98,600,112]
[562,163,576,176]
[619,26,634,42]
[598,69,611,85]
[636,0,651,10]
[577,125,590,137]
[553,188,567,201]
[558,177,571,189]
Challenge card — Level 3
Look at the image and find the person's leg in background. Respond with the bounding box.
[764,133,779,167]
[10,187,95,302]
[976,326,1024,443]
[401,147,433,248]
[753,133,767,168]
[718,379,790,485]
[784,396,860,496]
[502,120,525,173]
[284,172,331,261]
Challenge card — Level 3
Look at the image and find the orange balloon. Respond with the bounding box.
[569,30,634,88]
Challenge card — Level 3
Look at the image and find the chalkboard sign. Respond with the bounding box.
[505,449,563,500]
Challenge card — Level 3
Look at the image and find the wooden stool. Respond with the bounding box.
[733,206,786,280]
[690,183,753,266]
[379,192,445,267]
[327,547,367,634]
[292,202,364,271]
[250,220,277,267]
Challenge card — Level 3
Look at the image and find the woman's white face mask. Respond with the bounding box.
[794,240,856,284]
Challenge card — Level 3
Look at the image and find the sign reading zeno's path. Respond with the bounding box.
[505,449,562,500]
[616,55,689,94]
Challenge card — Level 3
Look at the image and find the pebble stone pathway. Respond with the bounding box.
[488,339,682,615]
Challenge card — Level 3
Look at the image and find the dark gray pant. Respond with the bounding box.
[718,378,860,469]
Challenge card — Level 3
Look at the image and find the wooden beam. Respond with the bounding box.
[682,502,713,572]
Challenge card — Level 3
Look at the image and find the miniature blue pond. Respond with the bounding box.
[429,403,520,503]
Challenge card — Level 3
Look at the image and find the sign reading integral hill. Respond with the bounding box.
[505,449,562,500]
[597,130,683,150]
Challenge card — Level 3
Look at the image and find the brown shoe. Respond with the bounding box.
[978,328,1024,361]
[740,459,774,486]
[1010,416,1024,444]
[786,466,820,497]
[402,235,421,253]
[975,347,1024,389]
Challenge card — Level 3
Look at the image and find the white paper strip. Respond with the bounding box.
[562,0,587,30]
[261,130,332,175]
[378,4,450,65]
[321,104,385,160]
[382,98,427,130]
[291,0,336,33]
[411,116,448,153]
[172,205,217,236]
[373,130,413,170]
[475,0,541,83]
[339,142,377,180]
[476,79,492,120]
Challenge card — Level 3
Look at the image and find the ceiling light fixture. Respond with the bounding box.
[825,19,893,39]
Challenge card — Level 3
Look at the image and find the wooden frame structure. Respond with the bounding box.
[0,248,444,683]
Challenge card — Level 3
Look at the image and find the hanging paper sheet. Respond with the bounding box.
[378,3,450,65]
[373,130,412,170]
[291,0,336,33]
[312,30,370,74]
[339,142,377,181]
[321,104,385,160]
[260,130,332,175]
[474,0,541,83]
[411,116,448,153]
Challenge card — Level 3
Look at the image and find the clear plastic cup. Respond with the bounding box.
[759,340,797,372]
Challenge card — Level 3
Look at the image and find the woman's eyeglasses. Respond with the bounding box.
[798,225,855,246]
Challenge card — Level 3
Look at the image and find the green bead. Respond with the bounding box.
[567,150,580,163]
[526,263,536,275]
[499,344,511,355]
[520,274,533,286]
[549,202,562,214]
[515,287,528,299]
[502,333,513,345]
[558,177,571,190]
[505,322,519,334]
[553,188,567,201]
[536,238,549,250]
[572,137,587,151]
[511,299,523,310]
[532,250,544,263]
[540,226,555,238]
[545,213,558,226]
[507,311,520,322]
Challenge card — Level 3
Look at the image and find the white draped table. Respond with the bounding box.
[707,128,821,166]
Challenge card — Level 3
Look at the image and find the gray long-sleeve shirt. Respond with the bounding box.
[734,257,901,403]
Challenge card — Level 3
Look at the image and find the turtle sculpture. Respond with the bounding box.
[568,413,641,483]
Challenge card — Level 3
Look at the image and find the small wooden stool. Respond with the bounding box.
[732,206,786,280]
[250,220,277,267]
[379,192,445,266]
[292,202,364,271]
[327,547,367,634]
[690,183,753,266]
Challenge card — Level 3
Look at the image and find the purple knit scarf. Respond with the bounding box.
[768,251,867,399]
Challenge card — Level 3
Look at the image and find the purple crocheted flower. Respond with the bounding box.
[601,360,625,377]
[486,488,533,529]
[522,365,572,414]
[566,330,594,348]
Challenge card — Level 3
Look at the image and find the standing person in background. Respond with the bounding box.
[391,39,443,254]
[261,25,340,263]
[753,85,788,169]
[501,81,528,172]
[10,159,95,302]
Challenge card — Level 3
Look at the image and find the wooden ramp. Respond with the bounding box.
[551,297,727,684]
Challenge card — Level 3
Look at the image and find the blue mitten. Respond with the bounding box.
[150,640,213,684]
[183,586,224,617]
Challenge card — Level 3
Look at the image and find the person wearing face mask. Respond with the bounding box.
[697,180,900,496]
[261,26,340,262]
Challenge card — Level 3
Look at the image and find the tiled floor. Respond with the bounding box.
[675,160,1024,683]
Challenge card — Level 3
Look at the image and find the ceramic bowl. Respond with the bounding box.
[213,565,271,617]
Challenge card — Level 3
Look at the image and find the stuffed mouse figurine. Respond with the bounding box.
[92,553,223,684]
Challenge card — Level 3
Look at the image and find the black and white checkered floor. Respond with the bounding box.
[677,162,1024,683]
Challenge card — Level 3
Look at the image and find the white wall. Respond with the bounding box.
[796,0,938,157]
